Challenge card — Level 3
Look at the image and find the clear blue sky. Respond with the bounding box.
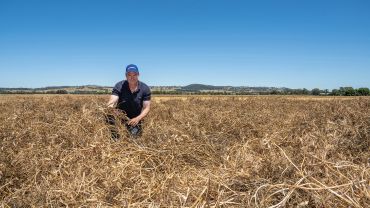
[1,0,369,89]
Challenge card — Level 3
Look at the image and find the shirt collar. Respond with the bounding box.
[124,80,141,93]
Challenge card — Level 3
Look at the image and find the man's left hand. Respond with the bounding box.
[128,117,141,126]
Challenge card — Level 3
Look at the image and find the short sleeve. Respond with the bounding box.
[143,86,151,101]
[112,82,122,96]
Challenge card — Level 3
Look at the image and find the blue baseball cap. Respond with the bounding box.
[126,64,139,74]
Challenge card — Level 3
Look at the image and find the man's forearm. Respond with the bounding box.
[107,95,119,108]
[137,106,150,120]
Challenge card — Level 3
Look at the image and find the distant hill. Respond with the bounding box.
[179,84,284,93]
[182,84,224,91]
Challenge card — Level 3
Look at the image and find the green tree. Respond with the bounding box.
[56,90,68,94]
[356,88,370,96]
[324,89,329,95]
[270,90,279,95]
[331,89,340,96]
[302,88,309,95]
[338,87,347,96]
[343,87,356,96]
[312,88,320,95]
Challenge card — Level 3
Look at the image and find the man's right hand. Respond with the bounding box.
[107,95,119,108]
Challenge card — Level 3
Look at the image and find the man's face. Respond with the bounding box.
[126,72,139,84]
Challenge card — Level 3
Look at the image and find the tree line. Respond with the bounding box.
[151,87,370,96]
[1,87,369,96]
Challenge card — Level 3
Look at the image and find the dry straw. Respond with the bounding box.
[0,95,369,207]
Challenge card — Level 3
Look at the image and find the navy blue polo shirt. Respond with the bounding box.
[112,80,151,119]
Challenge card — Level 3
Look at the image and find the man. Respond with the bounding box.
[106,64,151,139]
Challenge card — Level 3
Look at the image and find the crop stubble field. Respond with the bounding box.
[0,95,369,207]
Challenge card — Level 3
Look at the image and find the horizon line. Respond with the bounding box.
[1,83,368,91]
